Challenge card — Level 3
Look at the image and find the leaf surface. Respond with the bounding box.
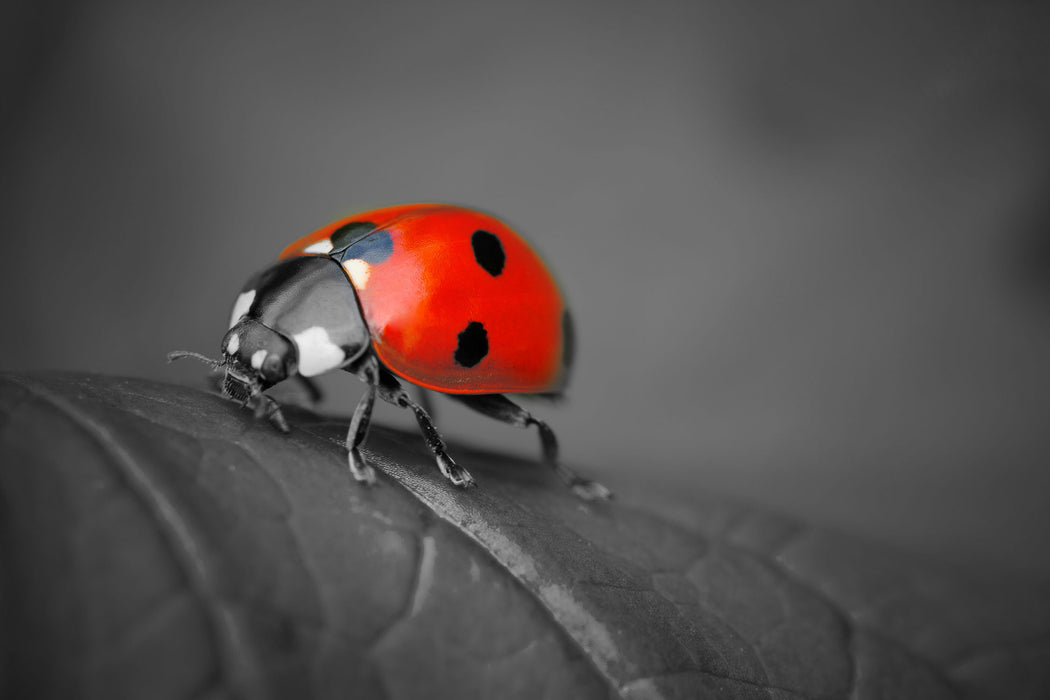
[1,372,1047,699]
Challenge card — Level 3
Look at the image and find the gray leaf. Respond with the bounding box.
[1,372,1047,700]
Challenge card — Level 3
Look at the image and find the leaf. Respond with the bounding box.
[1,372,1048,700]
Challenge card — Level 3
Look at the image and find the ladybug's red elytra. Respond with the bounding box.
[170,203,610,499]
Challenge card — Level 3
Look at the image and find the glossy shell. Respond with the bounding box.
[279,203,572,394]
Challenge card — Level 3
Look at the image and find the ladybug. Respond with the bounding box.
[170,203,610,499]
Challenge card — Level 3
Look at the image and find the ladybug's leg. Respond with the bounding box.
[449,394,612,501]
[375,367,475,489]
[413,386,436,423]
[245,384,290,434]
[345,355,379,485]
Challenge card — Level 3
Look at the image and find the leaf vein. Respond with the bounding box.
[5,375,267,700]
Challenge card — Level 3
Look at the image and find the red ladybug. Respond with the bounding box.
[171,204,610,499]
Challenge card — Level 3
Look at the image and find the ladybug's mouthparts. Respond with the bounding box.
[222,371,254,403]
[222,366,289,433]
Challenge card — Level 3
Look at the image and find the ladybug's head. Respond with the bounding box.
[220,317,296,399]
[168,318,297,432]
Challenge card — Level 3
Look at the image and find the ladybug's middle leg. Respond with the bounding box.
[448,394,612,501]
[413,386,436,423]
[375,367,475,489]
[345,354,380,485]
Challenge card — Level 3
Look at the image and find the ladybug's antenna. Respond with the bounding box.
[167,350,225,370]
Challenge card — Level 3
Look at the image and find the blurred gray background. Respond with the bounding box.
[4,0,1049,580]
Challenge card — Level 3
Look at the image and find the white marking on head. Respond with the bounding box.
[229,290,256,328]
[304,239,334,255]
[342,258,371,289]
[226,333,240,355]
[251,349,268,370]
[293,326,346,377]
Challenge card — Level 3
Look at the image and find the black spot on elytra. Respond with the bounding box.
[454,321,488,368]
[471,230,505,276]
[342,228,393,265]
[330,221,376,250]
[562,310,575,369]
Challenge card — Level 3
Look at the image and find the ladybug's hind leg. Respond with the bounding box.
[449,394,612,501]
[375,367,475,489]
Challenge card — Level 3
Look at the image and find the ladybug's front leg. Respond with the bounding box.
[375,367,475,489]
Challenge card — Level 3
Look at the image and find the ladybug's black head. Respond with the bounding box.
[168,317,297,432]
[220,317,296,400]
